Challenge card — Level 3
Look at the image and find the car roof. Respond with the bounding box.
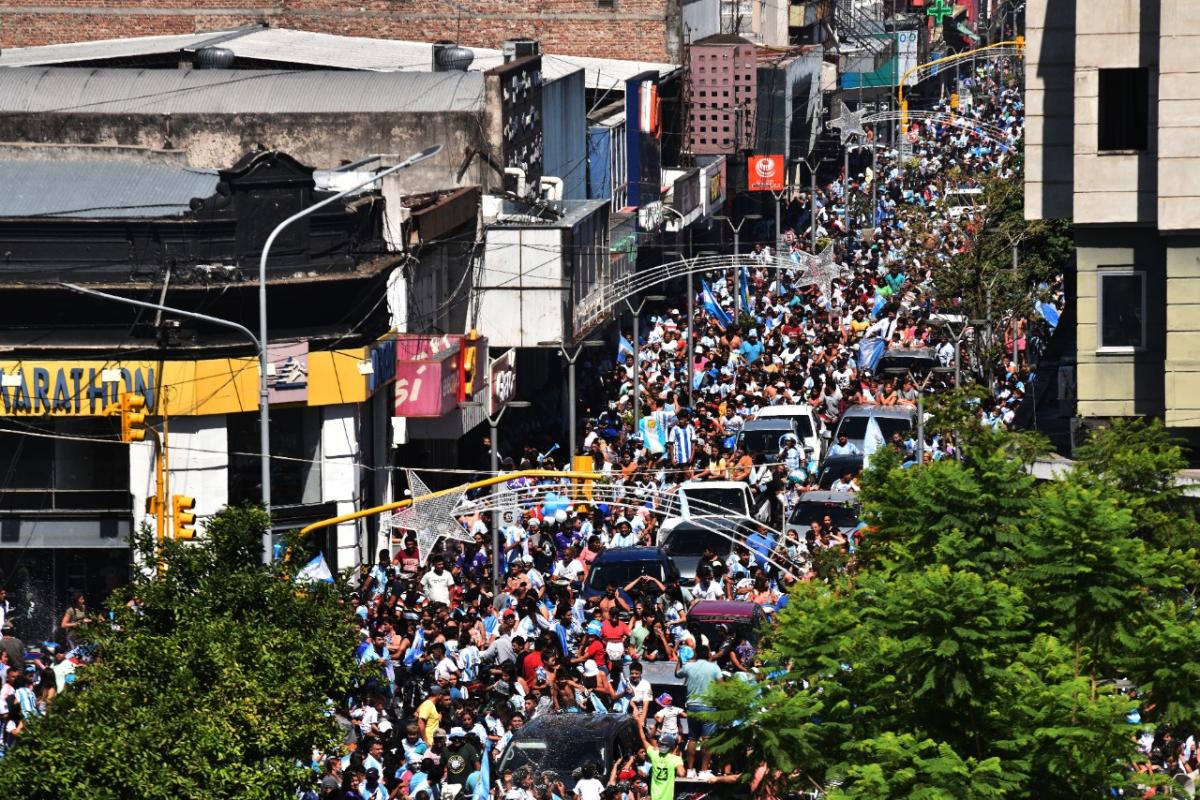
[796,490,859,505]
[839,404,918,419]
[593,546,668,563]
[515,712,634,740]
[754,404,814,417]
[742,418,795,430]
[667,517,751,534]
[679,480,745,490]
[689,600,759,618]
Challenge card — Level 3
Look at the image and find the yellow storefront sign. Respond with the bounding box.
[0,349,366,417]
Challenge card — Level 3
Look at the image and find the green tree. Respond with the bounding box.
[0,507,357,800]
[703,422,1191,800]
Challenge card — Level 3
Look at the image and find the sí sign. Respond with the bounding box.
[393,335,463,418]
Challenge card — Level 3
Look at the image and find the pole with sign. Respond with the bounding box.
[484,349,528,596]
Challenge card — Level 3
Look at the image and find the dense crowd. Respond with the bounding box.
[315,60,1064,800]
[0,60,1086,800]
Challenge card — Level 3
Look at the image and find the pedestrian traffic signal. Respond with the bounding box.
[120,393,148,443]
[145,496,160,516]
[172,495,196,539]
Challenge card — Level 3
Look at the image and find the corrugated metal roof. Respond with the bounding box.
[0,31,240,67]
[0,159,219,218]
[0,28,676,92]
[0,67,485,114]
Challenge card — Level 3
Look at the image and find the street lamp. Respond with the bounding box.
[257,143,441,561]
[486,399,531,596]
[623,294,667,430]
[538,339,605,458]
[713,214,761,321]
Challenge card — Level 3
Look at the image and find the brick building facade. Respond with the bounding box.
[0,0,699,62]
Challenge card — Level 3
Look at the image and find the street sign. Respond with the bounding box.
[747,154,785,191]
[488,349,518,416]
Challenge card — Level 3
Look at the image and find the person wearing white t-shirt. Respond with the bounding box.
[572,763,605,800]
[421,556,456,606]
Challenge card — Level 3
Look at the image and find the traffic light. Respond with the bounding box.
[461,330,481,398]
[172,495,196,539]
[120,393,148,443]
[145,496,160,516]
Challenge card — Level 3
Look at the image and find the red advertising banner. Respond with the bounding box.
[748,154,785,192]
[393,335,463,418]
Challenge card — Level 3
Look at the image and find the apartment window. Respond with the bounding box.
[1098,68,1148,151]
[1098,270,1146,351]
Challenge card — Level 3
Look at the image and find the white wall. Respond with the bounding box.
[128,414,228,572]
[321,403,361,569]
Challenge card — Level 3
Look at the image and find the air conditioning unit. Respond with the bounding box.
[503,39,540,63]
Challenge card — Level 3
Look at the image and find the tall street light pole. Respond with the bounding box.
[713,214,761,322]
[540,340,604,458]
[624,294,666,430]
[61,283,271,561]
[487,399,530,596]
[258,144,441,533]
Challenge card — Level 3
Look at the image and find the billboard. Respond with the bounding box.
[394,335,463,418]
[266,342,309,405]
[626,70,664,232]
[488,349,518,416]
[748,155,785,191]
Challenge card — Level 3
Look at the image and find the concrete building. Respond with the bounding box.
[1024,0,1200,431]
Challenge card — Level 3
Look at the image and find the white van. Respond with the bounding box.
[658,479,753,541]
[752,404,823,459]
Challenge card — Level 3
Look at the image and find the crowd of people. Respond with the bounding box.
[316,60,1064,800]
[0,59,1078,800]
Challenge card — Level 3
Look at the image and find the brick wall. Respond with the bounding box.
[0,0,674,62]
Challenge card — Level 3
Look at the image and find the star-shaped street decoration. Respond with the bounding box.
[798,242,843,301]
[387,470,474,565]
[828,100,866,145]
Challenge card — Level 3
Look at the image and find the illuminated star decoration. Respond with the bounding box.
[828,100,866,145]
[387,469,473,565]
[799,242,843,301]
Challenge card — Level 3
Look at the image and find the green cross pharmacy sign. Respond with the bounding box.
[927,0,953,24]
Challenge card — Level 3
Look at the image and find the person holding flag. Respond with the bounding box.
[700,280,732,330]
[862,414,886,472]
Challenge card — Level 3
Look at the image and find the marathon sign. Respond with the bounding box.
[748,154,785,192]
[0,364,155,415]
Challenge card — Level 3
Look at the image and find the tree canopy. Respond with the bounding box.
[0,507,358,800]
[705,419,1200,799]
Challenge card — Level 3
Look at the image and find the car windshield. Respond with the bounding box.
[683,487,748,516]
[738,428,794,456]
[816,461,862,490]
[500,739,606,776]
[762,414,814,438]
[664,526,738,556]
[836,416,912,440]
[587,559,665,590]
[790,502,860,529]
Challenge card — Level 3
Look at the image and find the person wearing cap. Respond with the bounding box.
[653,692,687,741]
[633,703,685,800]
[442,726,479,800]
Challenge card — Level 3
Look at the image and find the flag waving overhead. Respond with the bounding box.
[618,334,635,362]
[862,414,886,472]
[701,280,733,329]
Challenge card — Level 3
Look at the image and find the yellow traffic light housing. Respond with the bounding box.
[462,329,480,397]
[120,393,148,443]
[172,495,196,539]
